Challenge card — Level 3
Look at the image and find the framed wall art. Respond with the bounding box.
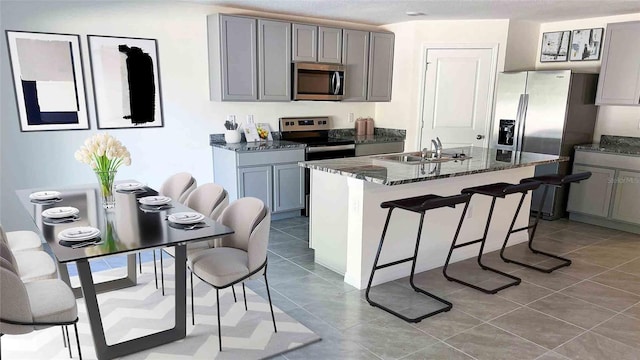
[540,30,571,62]
[88,35,163,129]
[569,28,604,61]
[5,30,89,132]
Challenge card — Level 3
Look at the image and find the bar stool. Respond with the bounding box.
[365,193,472,323]
[443,181,541,294]
[500,172,592,273]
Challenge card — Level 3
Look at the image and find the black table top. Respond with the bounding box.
[16,182,234,263]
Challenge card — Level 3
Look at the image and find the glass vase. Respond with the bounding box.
[95,170,117,209]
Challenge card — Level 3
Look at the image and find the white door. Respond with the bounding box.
[419,47,496,150]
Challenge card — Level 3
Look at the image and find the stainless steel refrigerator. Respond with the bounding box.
[490,70,598,219]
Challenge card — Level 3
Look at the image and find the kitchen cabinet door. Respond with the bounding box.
[292,23,317,62]
[318,26,342,63]
[258,19,291,101]
[342,29,369,101]
[273,163,304,212]
[238,166,272,210]
[367,32,394,102]
[611,170,640,224]
[219,15,258,101]
[596,21,640,105]
[567,165,615,217]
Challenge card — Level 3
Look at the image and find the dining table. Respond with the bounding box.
[16,181,234,360]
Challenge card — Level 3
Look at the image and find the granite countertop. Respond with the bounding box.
[300,147,568,186]
[330,128,406,144]
[575,135,640,156]
[211,140,306,152]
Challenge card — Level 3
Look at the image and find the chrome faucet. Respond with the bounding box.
[430,137,443,158]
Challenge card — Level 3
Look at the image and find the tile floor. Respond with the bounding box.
[67,216,640,359]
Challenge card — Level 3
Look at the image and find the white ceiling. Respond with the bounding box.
[202,0,640,25]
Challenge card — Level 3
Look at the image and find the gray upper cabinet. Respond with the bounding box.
[209,15,258,101]
[342,29,369,101]
[292,23,317,62]
[367,32,394,102]
[596,21,640,105]
[258,19,291,101]
[318,26,342,63]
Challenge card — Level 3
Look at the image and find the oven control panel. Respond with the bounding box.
[279,117,331,132]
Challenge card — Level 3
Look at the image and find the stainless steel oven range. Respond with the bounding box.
[280,116,355,215]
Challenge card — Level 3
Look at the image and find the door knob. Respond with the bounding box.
[476,135,485,140]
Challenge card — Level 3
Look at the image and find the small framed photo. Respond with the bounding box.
[540,30,571,62]
[88,35,163,129]
[569,28,604,61]
[5,30,89,132]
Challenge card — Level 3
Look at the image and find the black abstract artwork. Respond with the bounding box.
[88,35,163,129]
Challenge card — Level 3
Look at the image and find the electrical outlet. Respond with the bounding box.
[247,115,254,124]
[348,113,355,123]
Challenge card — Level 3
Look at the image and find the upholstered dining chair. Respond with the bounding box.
[157,183,229,295]
[187,197,277,351]
[1,233,57,283]
[1,258,82,359]
[0,225,42,252]
[139,172,197,279]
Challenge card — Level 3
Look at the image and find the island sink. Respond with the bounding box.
[374,151,468,164]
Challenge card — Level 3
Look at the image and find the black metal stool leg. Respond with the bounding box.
[190,270,195,325]
[500,185,571,273]
[153,251,158,289]
[74,323,82,360]
[160,251,165,296]
[242,283,247,311]
[366,209,452,323]
[443,197,521,294]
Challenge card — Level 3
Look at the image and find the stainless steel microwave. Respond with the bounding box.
[293,62,345,101]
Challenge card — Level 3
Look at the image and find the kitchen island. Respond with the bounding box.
[300,147,567,289]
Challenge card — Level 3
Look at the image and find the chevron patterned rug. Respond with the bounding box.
[2,260,320,359]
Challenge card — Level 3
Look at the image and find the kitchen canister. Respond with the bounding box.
[355,118,367,136]
[365,117,375,135]
[224,129,242,143]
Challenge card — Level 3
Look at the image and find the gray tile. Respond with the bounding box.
[555,259,609,280]
[271,217,309,230]
[343,315,438,359]
[302,291,387,330]
[490,307,583,349]
[511,268,581,291]
[545,230,605,246]
[591,270,640,295]
[363,281,447,314]
[445,323,547,360]
[560,280,640,312]
[537,352,570,360]
[568,222,628,239]
[262,259,312,286]
[624,303,640,320]
[527,293,616,329]
[413,309,482,340]
[529,236,585,255]
[449,288,521,321]
[593,314,640,350]
[244,281,300,313]
[288,254,356,292]
[270,229,301,245]
[555,331,640,360]
[496,281,554,305]
[395,267,466,296]
[400,342,473,360]
[272,274,347,307]
[616,258,640,277]
[568,245,638,268]
[283,308,380,360]
[281,224,309,242]
[268,238,314,259]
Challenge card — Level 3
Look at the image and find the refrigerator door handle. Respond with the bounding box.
[516,94,529,152]
[514,94,525,152]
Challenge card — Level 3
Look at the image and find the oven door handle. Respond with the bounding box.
[306,144,355,153]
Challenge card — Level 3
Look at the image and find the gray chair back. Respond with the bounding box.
[185,183,228,220]
[0,259,34,334]
[160,172,197,204]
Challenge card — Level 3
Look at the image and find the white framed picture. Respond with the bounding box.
[6,30,89,132]
[569,28,604,61]
[540,30,571,62]
[88,35,163,129]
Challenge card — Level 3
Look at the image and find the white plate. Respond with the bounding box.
[42,207,80,219]
[29,191,61,200]
[139,196,172,206]
[168,212,205,224]
[58,227,101,242]
[115,182,145,191]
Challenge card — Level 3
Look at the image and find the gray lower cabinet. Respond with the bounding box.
[568,150,640,233]
[208,14,258,101]
[238,165,273,208]
[342,29,369,101]
[258,19,291,101]
[567,165,615,217]
[367,32,394,102]
[318,26,342,63]
[213,147,304,218]
[611,170,640,224]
